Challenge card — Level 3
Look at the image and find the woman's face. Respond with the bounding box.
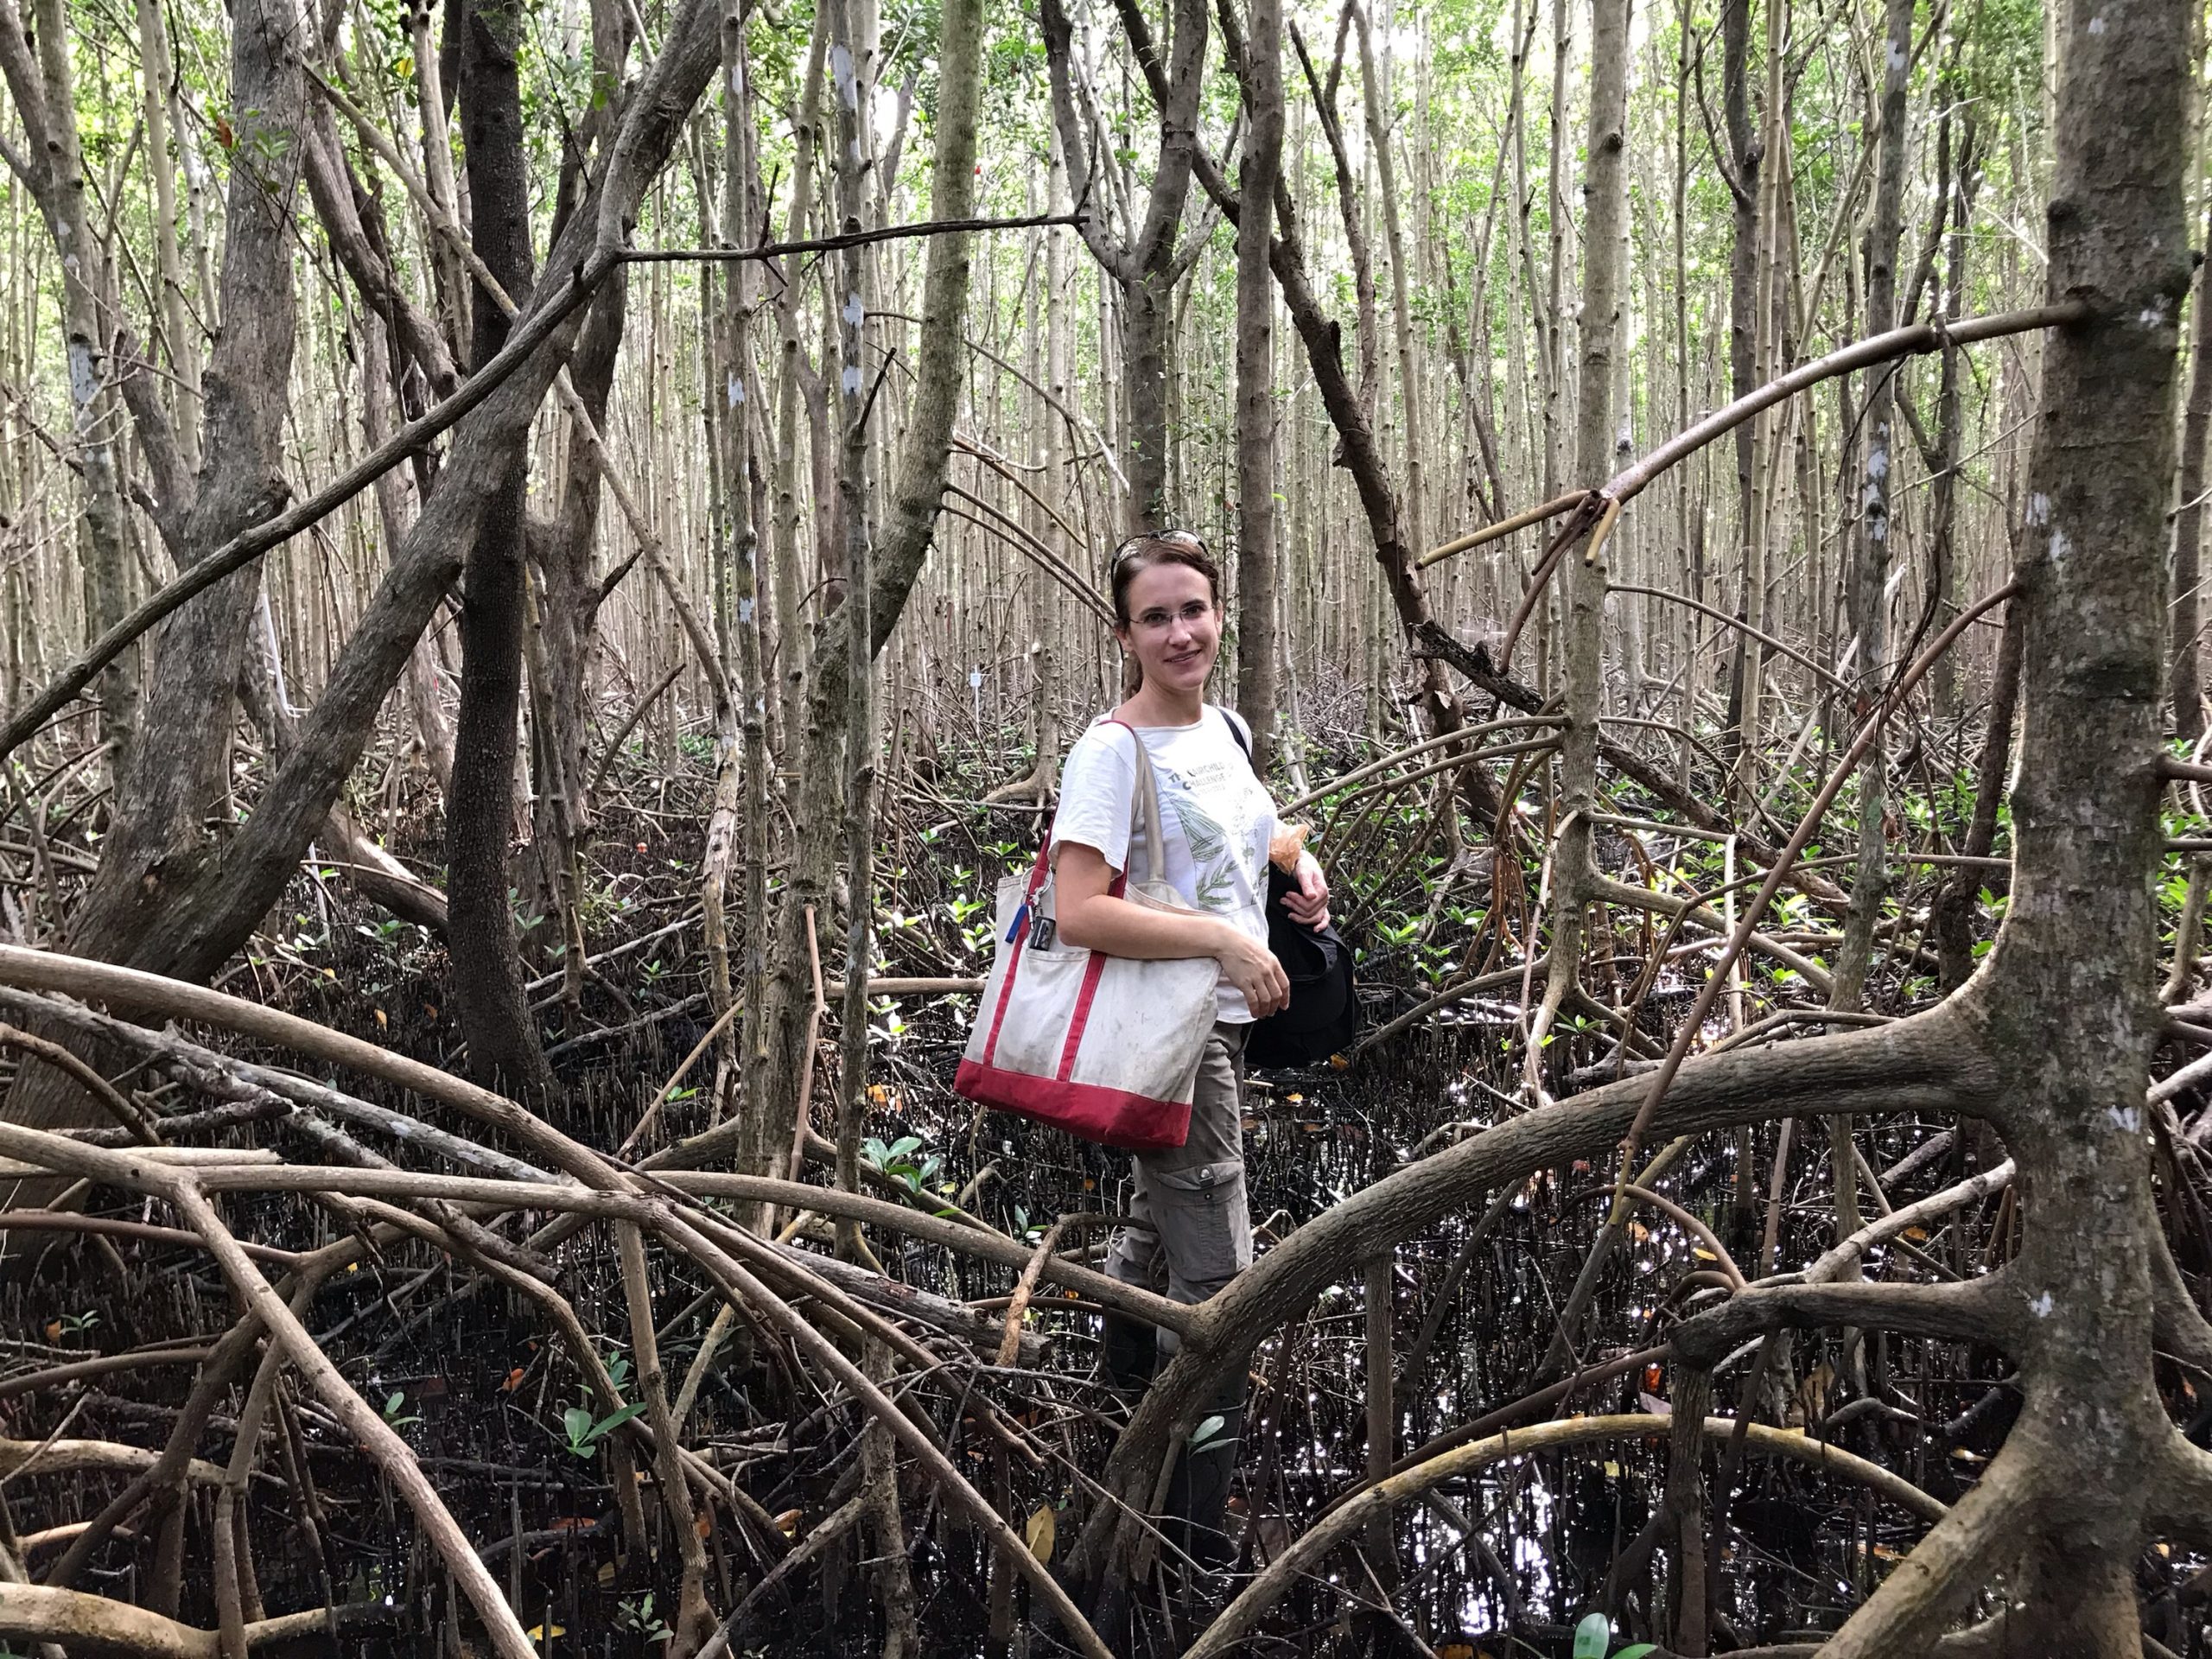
[1116,560,1222,696]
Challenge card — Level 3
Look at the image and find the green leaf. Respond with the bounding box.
[1613,1646,1659,1659]
[1188,1413,1236,1455]
[1573,1613,1611,1659]
[588,1402,648,1443]
[563,1406,594,1446]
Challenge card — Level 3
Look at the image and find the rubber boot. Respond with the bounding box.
[1098,1307,1159,1399]
[1165,1375,1247,1571]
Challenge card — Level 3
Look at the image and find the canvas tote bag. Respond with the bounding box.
[955,721,1221,1150]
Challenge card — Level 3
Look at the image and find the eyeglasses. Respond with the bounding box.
[1128,599,1217,633]
[1109,528,1207,575]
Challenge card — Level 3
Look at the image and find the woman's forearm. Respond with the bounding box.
[1055,892,1230,961]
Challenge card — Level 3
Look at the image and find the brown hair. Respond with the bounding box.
[1109,530,1222,628]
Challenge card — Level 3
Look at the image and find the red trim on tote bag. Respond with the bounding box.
[954,1060,1192,1151]
[980,842,1054,1066]
[1056,949,1110,1080]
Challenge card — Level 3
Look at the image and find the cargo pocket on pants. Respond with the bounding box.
[1147,1156,1252,1316]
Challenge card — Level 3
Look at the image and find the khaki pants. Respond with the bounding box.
[1103,1022,1252,1351]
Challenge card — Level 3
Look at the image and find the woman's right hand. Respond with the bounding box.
[1214,925,1290,1018]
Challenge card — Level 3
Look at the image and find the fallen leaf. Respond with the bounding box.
[525,1625,563,1643]
[1026,1503,1056,1561]
[502,1367,526,1392]
[42,1320,58,1342]
[773,1508,802,1537]
[373,1008,387,1029]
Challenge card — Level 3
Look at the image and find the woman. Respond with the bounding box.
[1052,529,1329,1567]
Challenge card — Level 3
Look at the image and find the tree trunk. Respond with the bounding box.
[1829,0,1914,1016]
[1932,594,2023,993]
[0,0,303,1146]
[1925,115,1980,728]
[1040,0,1207,536]
[1231,0,1283,768]
[1354,2,1424,565]
[525,276,626,1015]
[1828,0,2193,1647]
[518,0,633,1004]
[1530,0,1628,1357]
[135,0,198,474]
[750,0,987,1197]
[769,9,827,760]
[2171,194,2212,742]
[24,0,137,759]
[828,0,880,1257]
[1718,0,1758,785]
[445,0,553,1096]
[1540,0,1570,503]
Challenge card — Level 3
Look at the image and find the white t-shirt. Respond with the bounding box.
[1050,706,1279,1022]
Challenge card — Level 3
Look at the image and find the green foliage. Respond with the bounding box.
[862,1133,947,1196]
[618,1592,672,1643]
[1573,1612,1656,1659]
[558,1401,647,1459]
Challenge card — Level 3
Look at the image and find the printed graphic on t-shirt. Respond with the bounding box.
[1160,770,1259,912]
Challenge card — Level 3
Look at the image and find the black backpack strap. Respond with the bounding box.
[1216,704,1256,772]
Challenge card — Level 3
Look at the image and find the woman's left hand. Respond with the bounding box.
[1283,850,1331,931]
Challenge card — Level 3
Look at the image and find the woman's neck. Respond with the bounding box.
[1119,682,1206,727]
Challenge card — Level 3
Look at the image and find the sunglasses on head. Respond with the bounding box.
[1109,529,1207,573]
